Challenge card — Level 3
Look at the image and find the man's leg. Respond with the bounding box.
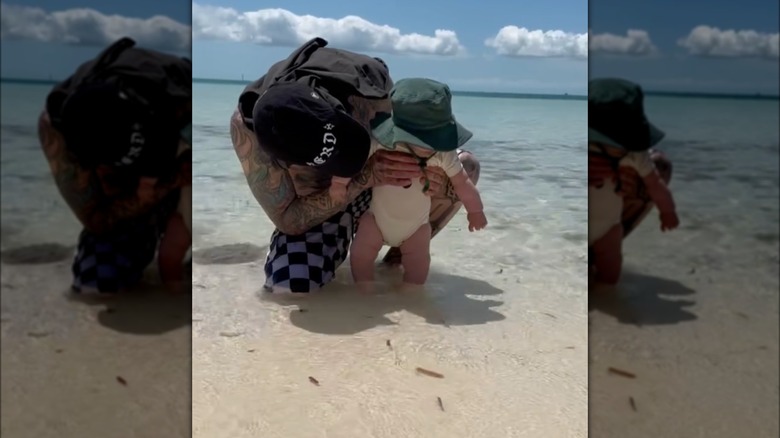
[264,190,373,293]
[71,223,159,294]
[382,150,480,264]
[71,190,180,295]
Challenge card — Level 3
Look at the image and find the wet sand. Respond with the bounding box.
[0,248,191,438]
[589,220,779,437]
[192,241,588,438]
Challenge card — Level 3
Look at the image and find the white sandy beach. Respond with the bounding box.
[0,234,191,438]
[190,85,589,437]
[589,219,779,437]
[191,221,588,438]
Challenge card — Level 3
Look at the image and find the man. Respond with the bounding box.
[230,38,481,293]
[39,37,192,294]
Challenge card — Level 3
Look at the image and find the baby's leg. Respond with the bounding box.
[349,213,384,287]
[399,223,432,285]
[158,212,192,293]
[592,223,623,288]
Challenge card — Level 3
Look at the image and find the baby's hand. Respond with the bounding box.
[660,211,679,232]
[467,212,488,232]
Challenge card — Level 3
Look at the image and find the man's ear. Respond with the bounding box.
[94,164,127,195]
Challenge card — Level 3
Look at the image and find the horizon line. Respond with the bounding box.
[2,76,778,101]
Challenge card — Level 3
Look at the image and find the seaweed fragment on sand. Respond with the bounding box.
[116,376,127,386]
[437,396,445,411]
[308,376,320,386]
[608,367,636,379]
[629,396,637,412]
[416,367,444,378]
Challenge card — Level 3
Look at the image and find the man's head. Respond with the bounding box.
[58,79,183,178]
[252,81,371,178]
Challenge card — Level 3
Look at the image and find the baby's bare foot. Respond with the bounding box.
[400,282,426,293]
[355,281,376,294]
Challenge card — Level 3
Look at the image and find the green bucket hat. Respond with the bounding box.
[372,78,472,152]
[589,78,665,152]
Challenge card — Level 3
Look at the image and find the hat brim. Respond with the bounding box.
[588,123,665,150]
[320,110,371,178]
[371,114,473,152]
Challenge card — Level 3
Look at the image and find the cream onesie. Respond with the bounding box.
[369,144,464,246]
[587,145,656,245]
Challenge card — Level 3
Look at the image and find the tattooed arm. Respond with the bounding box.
[38,110,178,234]
[230,110,376,235]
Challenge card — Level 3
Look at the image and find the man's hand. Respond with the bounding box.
[368,149,424,187]
[420,166,448,196]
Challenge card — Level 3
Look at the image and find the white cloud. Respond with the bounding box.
[0,3,190,52]
[678,25,779,59]
[191,3,464,56]
[589,29,658,56]
[484,26,588,59]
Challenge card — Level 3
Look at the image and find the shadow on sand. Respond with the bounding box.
[1,243,74,264]
[589,269,698,326]
[192,243,266,265]
[66,263,192,336]
[67,287,191,336]
[260,267,506,336]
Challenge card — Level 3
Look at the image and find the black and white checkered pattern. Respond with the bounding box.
[71,191,180,294]
[263,189,372,293]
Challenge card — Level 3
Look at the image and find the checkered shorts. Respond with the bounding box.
[264,189,372,293]
[71,191,179,294]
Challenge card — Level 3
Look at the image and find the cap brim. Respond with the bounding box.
[648,122,665,147]
[588,127,624,149]
[321,111,371,178]
[588,122,665,150]
[372,115,473,152]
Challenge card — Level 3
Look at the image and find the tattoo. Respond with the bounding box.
[39,111,169,234]
[288,166,331,195]
[443,180,460,204]
[231,109,375,235]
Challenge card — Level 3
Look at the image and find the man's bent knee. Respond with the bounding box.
[458,151,480,185]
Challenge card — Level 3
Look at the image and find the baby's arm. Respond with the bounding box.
[642,172,676,213]
[435,151,487,231]
[624,151,676,213]
[623,151,679,230]
[449,170,484,214]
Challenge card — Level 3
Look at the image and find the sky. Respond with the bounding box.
[1,1,776,94]
[1,0,589,95]
[0,0,191,79]
[589,0,780,95]
[189,0,589,94]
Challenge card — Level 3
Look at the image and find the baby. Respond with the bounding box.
[157,139,192,293]
[334,77,487,290]
[588,143,679,290]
